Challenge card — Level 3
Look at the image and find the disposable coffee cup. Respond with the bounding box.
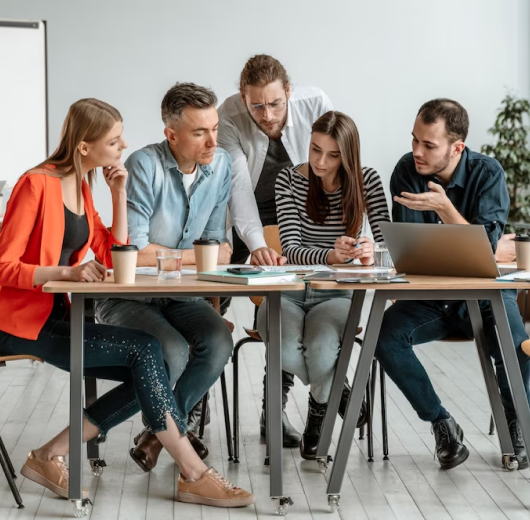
[515,235,530,271]
[111,244,139,284]
[193,239,220,273]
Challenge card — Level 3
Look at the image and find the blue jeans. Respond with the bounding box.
[257,286,353,403]
[95,297,233,419]
[0,295,188,435]
[375,290,530,422]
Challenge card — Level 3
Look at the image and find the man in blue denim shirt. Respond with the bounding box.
[96,83,234,472]
[376,98,530,471]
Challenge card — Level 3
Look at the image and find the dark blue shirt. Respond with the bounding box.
[390,147,509,253]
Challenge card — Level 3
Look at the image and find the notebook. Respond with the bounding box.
[197,270,298,285]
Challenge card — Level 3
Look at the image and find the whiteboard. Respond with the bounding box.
[0,20,47,190]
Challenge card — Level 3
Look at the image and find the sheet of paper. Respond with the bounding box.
[332,267,393,274]
[134,267,197,276]
[496,270,529,281]
[260,265,332,273]
[497,263,518,269]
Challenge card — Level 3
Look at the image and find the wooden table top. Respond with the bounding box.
[43,273,306,294]
[309,274,530,291]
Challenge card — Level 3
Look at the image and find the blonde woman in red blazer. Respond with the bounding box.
[0,99,254,508]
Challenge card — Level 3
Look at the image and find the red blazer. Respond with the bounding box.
[0,169,125,340]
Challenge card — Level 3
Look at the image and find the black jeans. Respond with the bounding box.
[375,292,530,422]
[0,295,188,435]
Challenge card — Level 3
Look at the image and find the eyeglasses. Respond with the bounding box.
[248,100,286,115]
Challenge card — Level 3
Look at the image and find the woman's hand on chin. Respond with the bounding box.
[103,163,128,194]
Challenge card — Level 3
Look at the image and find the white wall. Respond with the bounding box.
[1,0,529,225]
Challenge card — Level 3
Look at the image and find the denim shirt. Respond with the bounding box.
[125,140,231,250]
[390,147,509,253]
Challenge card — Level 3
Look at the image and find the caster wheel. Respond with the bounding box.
[73,498,92,518]
[328,494,340,512]
[317,455,333,473]
[89,459,107,477]
[29,360,40,369]
[502,454,519,471]
[273,497,293,516]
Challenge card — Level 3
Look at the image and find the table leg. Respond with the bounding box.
[316,290,366,465]
[266,292,291,513]
[69,293,85,501]
[489,291,530,458]
[466,300,516,467]
[326,291,387,497]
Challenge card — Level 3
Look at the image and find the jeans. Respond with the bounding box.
[375,290,530,422]
[256,286,353,403]
[0,295,188,435]
[95,297,233,419]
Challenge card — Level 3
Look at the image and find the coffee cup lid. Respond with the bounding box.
[515,234,530,242]
[111,244,139,251]
[193,239,220,245]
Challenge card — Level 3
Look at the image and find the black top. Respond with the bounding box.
[390,146,511,316]
[59,205,89,266]
[390,147,509,253]
[254,137,293,226]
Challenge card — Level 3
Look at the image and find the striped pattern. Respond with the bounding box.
[275,165,390,265]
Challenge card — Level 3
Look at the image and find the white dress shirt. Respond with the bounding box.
[218,84,333,252]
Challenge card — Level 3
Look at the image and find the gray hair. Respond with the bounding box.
[161,82,217,127]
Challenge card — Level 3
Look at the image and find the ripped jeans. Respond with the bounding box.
[0,295,188,436]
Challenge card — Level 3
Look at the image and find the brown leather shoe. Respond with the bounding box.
[177,467,255,508]
[130,427,164,472]
[130,428,209,472]
[187,431,209,460]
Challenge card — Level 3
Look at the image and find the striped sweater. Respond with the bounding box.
[275,165,390,265]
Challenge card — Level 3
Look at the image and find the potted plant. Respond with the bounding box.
[481,95,530,233]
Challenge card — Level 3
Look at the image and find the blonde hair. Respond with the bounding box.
[37,98,122,212]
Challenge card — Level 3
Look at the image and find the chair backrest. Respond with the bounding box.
[0,354,43,365]
[264,225,282,255]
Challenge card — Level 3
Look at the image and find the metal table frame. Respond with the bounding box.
[59,289,289,513]
[316,289,530,503]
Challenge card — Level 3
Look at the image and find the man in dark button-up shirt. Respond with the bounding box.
[376,98,530,472]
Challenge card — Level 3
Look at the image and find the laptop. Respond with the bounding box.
[379,222,500,278]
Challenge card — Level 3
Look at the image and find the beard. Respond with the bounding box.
[247,109,288,139]
[416,147,451,176]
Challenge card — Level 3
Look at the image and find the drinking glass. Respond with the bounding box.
[373,242,394,268]
[156,249,182,280]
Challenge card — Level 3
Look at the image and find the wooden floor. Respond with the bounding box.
[2,294,530,519]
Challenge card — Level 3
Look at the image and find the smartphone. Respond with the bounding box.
[226,267,263,275]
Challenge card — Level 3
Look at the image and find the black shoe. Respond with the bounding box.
[432,415,469,469]
[338,381,368,428]
[187,395,210,434]
[508,419,529,469]
[260,410,302,448]
[262,370,295,409]
[300,394,327,460]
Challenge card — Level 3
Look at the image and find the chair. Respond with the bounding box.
[231,225,368,463]
[197,297,234,461]
[0,354,43,508]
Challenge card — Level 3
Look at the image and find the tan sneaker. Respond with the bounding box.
[177,467,255,508]
[20,451,69,499]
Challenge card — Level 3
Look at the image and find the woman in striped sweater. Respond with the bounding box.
[257,111,390,460]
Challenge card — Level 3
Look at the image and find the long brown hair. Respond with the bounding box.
[37,98,122,212]
[306,111,366,237]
